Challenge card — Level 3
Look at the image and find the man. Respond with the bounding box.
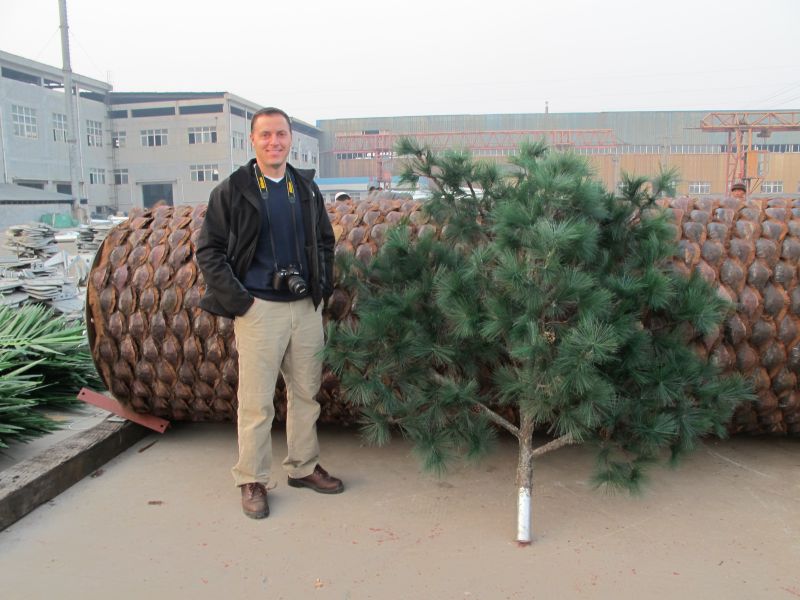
[197,107,342,520]
[731,181,747,200]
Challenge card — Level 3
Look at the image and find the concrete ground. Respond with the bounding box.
[0,404,111,472]
[0,423,797,600]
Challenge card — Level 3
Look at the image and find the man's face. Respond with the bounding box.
[250,113,292,171]
[732,188,745,199]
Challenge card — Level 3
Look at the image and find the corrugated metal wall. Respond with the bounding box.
[319,111,800,145]
[317,111,800,195]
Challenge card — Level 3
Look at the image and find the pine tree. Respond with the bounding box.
[324,140,753,544]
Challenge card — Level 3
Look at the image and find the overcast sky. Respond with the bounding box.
[2,0,799,125]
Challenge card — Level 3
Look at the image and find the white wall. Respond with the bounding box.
[0,75,112,209]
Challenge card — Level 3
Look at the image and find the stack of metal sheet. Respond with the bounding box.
[0,275,27,307]
[77,222,114,253]
[21,276,77,300]
[0,252,84,319]
[4,223,58,258]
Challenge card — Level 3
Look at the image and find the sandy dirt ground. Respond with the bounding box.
[0,423,797,600]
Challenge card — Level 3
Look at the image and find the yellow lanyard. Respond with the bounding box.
[254,165,295,202]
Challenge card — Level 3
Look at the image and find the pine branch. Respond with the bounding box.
[531,433,576,457]
[475,402,519,437]
[429,370,519,436]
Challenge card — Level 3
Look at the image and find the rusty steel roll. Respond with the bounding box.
[85,197,800,435]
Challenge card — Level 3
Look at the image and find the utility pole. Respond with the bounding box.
[59,0,83,221]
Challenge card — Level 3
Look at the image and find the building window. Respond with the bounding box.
[112,130,126,148]
[86,120,103,147]
[56,183,72,195]
[2,67,41,86]
[11,104,38,139]
[89,168,106,185]
[762,181,783,194]
[688,181,711,195]
[188,126,217,144]
[16,181,45,190]
[114,169,129,185]
[52,113,67,142]
[291,149,299,161]
[190,164,219,182]
[141,129,168,147]
[231,131,246,150]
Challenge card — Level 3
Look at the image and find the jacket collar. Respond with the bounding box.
[230,159,316,208]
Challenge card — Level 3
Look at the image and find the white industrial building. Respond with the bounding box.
[0,49,322,219]
[108,92,320,212]
[0,49,111,213]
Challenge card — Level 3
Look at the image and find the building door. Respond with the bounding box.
[142,183,174,208]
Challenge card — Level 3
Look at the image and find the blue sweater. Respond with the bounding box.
[243,175,310,301]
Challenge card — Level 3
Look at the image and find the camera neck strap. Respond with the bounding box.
[253,163,304,273]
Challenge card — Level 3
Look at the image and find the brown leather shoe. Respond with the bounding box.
[288,465,344,494]
[240,482,269,519]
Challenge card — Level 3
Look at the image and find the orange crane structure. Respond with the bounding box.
[700,111,800,193]
[329,129,621,188]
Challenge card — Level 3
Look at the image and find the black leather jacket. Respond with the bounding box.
[196,160,335,318]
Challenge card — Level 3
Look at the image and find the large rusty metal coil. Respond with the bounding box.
[86,197,800,435]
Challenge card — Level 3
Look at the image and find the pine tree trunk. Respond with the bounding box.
[515,415,536,545]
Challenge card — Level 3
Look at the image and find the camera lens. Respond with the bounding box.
[287,274,308,296]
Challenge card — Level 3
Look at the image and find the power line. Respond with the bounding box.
[753,80,800,107]
[33,27,60,62]
[777,93,800,105]
[68,30,106,80]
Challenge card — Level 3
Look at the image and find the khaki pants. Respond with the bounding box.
[231,297,323,487]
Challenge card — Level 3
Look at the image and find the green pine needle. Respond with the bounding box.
[0,304,103,447]
[326,141,753,499]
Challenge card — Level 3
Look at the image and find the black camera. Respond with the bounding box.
[272,265,308,296]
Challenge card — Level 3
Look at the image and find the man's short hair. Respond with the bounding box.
[250,107,292,133]
[334,192,351,201]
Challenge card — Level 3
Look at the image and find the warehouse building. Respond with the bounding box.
[108,92,319,212]
[0,50,321,217]
[3,48,798,218]
[0,183,74,231]
[0,49,111,208]
[316,112,800,198]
